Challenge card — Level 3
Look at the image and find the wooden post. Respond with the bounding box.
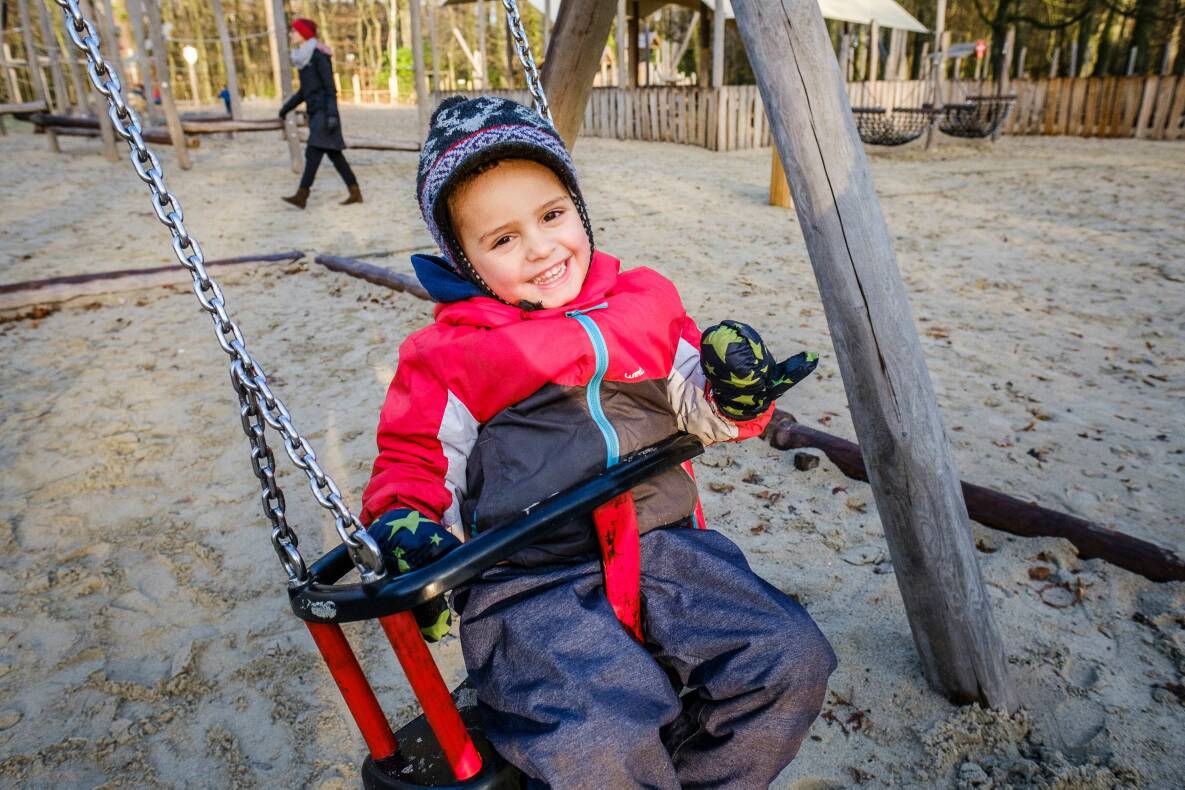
[389,0,399,103]
[616,0,628,89]
[101,0,128,88]
[867,21,879,84]
[628,0,639,88]
[263,0,283,97]
[993,27,1015,142]
[16,0,58,151]
[409,0,429,136]
[711,0,724,88]
[35,0,68,112]
[1,39,24,105]
[543,0,551,51]
[1017,45,1027,79]
[1126,47,1137,76]
[124,0,159,123]
[768,146,791,207]
[428,0,439,92]
[210,0,240,119]
[925,0,946,148]
[142,0,191,168]
[1049,47,1059,78]
[1164,20,1181,76]
[1069,41,1079,78]
[730,0,1017,711]
[267,0,301,173]
[476,0,486,90]
[539,0,615,147]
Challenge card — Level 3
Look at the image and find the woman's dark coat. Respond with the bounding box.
[280,48,346,151]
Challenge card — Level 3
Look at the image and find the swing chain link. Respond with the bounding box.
[500,0,552,125]
[52,0,386,586]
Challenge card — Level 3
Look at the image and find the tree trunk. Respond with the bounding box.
[268,0,301,172]
[731,0,1016,711]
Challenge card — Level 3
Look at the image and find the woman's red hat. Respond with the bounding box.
[291,18,317,40]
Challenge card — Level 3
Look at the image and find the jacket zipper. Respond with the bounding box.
[566,303,620,467]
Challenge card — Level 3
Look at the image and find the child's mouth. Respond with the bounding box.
[530,259,569,288]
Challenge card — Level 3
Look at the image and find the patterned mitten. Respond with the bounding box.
[700,320,818,420]
[367,509,461,642]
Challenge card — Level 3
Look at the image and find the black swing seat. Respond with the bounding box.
[363,680,523,790]
[938,95,1017,139]
[850,105,939,146]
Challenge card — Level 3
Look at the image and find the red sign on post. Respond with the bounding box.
[975,39,987,59]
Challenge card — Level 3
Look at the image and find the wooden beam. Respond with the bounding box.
[730,0,1016,710]
[41,123,200,147]
[867,21,879,84]
[540,0,616,148]
[765,412,1185,583]
[34,0,68,113]
[0,100,48,114]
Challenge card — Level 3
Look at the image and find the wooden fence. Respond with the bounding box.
[437,76,1185,150]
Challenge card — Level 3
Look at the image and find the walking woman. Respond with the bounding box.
[279,18,362,208]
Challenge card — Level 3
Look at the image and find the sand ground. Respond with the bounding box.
[1,103,1183,788]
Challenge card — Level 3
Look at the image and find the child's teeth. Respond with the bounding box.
[534,262,565,285]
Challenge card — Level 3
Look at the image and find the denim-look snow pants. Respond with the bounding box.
[457,527,837,789]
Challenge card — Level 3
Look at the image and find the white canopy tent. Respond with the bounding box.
[637,0,927,33]
[450,0,926,34]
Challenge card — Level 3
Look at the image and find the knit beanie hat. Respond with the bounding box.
[291,18,317,40]
[415,95,595,302]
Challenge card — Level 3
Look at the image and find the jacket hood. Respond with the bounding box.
[412,250,623,329]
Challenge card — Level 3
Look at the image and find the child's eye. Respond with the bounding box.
[493,235,512,248]
[542,209,563,222]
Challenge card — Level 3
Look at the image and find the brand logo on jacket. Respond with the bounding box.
[624,367,645,379]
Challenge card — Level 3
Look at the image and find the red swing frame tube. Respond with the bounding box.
[378,611,483,782]
[593,493,645,641]
[305,621,399,760]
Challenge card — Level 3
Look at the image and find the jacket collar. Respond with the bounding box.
[413,250,623,329]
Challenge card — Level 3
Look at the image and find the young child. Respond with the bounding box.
[361,96,836,789]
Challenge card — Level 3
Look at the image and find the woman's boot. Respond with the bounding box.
[341,184,363,205]
[282,187,310,209]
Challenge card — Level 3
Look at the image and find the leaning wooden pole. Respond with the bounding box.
[730,0,1016,711]
[141,0,190,168]
[540,0,617,147]
[16,0,58,151]
[268,0,302,173]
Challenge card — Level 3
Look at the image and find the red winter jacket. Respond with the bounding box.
[361,250,772,566]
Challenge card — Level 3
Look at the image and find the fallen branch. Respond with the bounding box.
[764,411,1185,583]
[0,251,304,310]
[313,254,430,301]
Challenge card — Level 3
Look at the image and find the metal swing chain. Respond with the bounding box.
[51,0,385,586]
[500,0,552,125]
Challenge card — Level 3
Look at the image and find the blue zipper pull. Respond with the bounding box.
[564,302,608,317]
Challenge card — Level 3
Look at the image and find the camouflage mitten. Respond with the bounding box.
[700,320,818,420]
[367,508,461,642]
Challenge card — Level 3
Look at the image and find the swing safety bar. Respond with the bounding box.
[289,433,704,622]
[290,434,704,787]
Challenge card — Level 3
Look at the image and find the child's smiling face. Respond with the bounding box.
[449,159,591,309]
